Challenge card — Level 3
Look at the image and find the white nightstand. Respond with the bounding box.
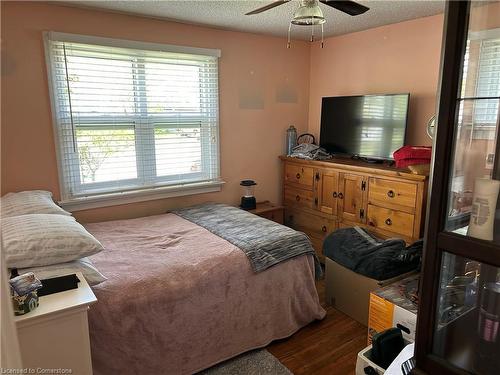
[14,272,97,375]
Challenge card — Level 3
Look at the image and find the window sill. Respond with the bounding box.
[59,181,225,212]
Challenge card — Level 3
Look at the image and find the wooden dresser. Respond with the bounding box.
[280,156,428,262]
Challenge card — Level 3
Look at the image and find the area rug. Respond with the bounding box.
[198,349,293,375]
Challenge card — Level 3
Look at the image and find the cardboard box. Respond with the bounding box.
[325,257,416,325]
[367,275,419,345]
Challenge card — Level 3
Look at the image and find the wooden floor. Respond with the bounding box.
[267,279,366,375]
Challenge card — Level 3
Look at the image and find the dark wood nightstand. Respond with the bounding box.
[248,201,284,224]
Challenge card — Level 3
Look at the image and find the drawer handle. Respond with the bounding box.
[338,192,344,199]
[296,173,301,179]
[387,190,395,198]
[332,191,337,198]
[296,195,300,202]
[322,225,327,233]
[385,218,392,226]
[314,198,318,206]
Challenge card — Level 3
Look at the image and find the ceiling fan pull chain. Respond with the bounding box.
[287,23,292,48]
[310,17,314,42]
[321,23,324,48]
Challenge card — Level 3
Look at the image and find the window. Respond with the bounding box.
[474,38,500,125]
[45,32,221,209]
[460,33,500,138]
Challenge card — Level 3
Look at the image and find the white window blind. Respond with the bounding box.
[474,38,500,125]
[45,32,221,205]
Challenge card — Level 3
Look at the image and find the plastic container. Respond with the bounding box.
[355,339,412,375]
[468,178,500,241]
[355,345,386,375]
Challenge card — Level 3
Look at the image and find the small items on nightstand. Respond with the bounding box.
[240,180,257,210]
[9,271,42,316]
[248,201,285,224]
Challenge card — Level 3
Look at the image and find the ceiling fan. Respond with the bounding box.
[246,0,369,48]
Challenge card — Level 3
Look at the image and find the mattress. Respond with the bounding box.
[85,213,325,375]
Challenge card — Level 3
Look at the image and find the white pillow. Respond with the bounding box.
[18,257,107,287]
[1,190,71,218]
[2,214,104,268]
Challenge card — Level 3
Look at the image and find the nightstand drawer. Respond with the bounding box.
[258,209,284,224]
[368,178,417,210]
[367,204,415,238]
[247,201,284,224]
[284,163,314,189]
[259,210,283,224]
[284,187,315,210]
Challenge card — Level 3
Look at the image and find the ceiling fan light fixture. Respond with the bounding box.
[246,0,369,49]
[291,3,326,26]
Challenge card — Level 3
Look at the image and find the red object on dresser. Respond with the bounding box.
[393,146,432,168]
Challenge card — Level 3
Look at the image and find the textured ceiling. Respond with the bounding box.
[63,0,445,40]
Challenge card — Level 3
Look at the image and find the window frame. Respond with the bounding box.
[44,32,223,211]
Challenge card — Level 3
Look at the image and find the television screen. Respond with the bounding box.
[319,94,409,160]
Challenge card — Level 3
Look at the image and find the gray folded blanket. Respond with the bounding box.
[172,203,323,279]
[323,226,421,280]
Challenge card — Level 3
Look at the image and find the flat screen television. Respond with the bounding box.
[319,93,410,160]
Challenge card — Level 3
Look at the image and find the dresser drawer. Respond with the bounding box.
[368,178,417,210]
[285,209,336,238]
[367,204,415,238]
[284,163,314,189]
[284,187,315,210]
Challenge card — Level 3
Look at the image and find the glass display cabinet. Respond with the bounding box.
[414,1,500,375]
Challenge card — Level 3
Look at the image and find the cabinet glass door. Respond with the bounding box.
[425,2,500,374]
[432,252,500,373]
[445,1,500,242]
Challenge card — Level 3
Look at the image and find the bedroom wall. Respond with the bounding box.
[308,14,444,146]
[0,2,311,222]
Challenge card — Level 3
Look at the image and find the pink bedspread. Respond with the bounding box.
[85,214,326,375]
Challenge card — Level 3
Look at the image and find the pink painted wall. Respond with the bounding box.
[307,14,444,146]
[1,2,445,223]
[0,2,311,222]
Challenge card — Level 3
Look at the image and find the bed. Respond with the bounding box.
[85,206,326,375]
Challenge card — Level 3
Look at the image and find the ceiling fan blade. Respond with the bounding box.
[320,0,369,16]
[245,1,291,15]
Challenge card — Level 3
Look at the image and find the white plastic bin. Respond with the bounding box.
[356,339,412,375]
[355,345,385,375]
